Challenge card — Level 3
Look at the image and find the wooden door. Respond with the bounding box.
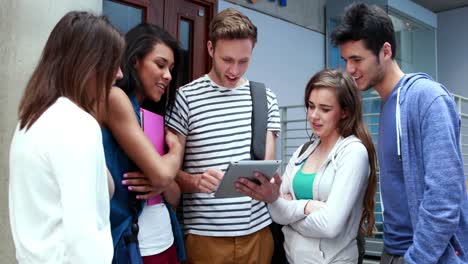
[103,0,217,86]
[164,0,216,86]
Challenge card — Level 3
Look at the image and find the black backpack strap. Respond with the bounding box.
[125,193,142,245]
[250,81,268,160]
[299,141,313,156]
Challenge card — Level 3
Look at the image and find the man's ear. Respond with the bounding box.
[207,40,214,58]
[381,42,393,60]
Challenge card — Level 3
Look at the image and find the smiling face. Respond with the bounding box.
[207,38,253,88]
[340,40,385,92]
[135,43,174,102]
[307,87,346,141]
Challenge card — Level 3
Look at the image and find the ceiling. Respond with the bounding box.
[411,0,468,13]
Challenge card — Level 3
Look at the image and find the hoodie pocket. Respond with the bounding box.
[318,239,325,260]
[449,236,465,259]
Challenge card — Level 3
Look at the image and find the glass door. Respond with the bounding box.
[389,9,437,79]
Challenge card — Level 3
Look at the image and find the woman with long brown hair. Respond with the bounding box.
[9,11,124,263]
[237,69,377,263]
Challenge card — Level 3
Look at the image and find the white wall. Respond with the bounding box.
[224,0,326,33]
[218,0,326,107]
[0,0,101,261]
[437,6,468,98]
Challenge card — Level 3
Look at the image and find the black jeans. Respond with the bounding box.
[357,233,366,264]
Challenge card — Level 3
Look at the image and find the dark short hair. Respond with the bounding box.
[331,2,397,59]
[19,11,124,130]
[117,24,181,116]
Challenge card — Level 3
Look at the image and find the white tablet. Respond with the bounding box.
[214,160,281,198]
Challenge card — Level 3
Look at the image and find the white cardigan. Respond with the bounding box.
[268,135,370,264]
[9,98,113,263]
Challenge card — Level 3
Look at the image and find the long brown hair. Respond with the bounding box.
[304,69,377,237]
[18,11,125,130]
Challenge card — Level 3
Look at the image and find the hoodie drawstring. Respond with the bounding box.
[396,86,402,161]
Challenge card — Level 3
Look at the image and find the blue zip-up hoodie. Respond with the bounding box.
[396,73,468,263]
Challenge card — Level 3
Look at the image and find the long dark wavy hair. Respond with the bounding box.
[117,23,181,116]
[304,69,377,237]
[18,11,124,130]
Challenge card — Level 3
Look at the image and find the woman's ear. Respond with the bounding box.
[341,109,349,119]
[134,58,140,69]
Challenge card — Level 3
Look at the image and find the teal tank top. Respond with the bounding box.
[292,163,316,200]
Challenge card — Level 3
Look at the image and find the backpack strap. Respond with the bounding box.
[250,81,268,160]
[299,141,313,156]
[126,190,142,243]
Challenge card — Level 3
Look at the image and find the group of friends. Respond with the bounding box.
[8,2,468,264]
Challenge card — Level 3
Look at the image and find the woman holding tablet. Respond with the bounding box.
[237,69,377,264]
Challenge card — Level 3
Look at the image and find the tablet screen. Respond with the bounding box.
[214,160,281,198]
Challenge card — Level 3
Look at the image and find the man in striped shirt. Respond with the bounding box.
[166,8,281,264]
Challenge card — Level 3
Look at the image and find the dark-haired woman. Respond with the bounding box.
[99,24,184,264]
[9,11,124,263]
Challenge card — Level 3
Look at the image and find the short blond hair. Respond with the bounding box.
[209,8,257,47]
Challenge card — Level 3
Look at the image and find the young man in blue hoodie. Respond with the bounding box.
[331,3,468,264]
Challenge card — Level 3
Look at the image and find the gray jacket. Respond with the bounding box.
[269,135,369,264]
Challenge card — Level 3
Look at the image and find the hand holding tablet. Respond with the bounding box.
[215,160,281,198]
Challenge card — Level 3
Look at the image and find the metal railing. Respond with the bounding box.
[278,93,468,257]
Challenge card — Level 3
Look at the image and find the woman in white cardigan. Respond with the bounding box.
[237,69,377,263]
[9,12,124,263]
